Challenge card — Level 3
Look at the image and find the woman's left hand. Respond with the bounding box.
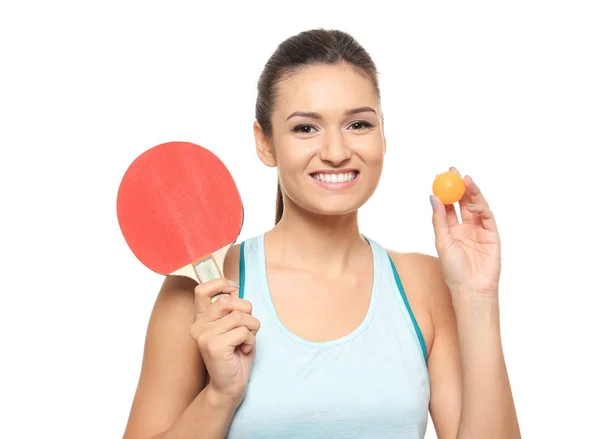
[430,167,501,299]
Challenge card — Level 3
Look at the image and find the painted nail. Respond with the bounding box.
[429,195,436,210]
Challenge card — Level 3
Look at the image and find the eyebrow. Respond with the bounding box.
[285,106,377,121]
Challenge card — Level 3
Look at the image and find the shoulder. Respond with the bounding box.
[386,250,449,299]
[155,243,243,310]
[223,243,242,284]
[384,249,453,355]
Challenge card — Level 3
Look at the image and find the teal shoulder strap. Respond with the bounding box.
[238,241,246,299]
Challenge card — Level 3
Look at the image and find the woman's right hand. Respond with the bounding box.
[190,278,261,403]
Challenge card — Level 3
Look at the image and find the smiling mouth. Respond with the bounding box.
[309,171,359,183]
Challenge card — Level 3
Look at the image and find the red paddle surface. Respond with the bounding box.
[117,141,243,275]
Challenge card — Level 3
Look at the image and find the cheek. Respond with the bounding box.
[276,139,316,172]
[355,138,385,165]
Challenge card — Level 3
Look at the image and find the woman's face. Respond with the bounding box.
[260,62,385,217]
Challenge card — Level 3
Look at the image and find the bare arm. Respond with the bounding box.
[122,275,206,438]
[453,293,520,439]
[152,386,240,439]
[123,246,241,439]
[422,255,520,439]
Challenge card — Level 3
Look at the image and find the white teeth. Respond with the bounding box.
[312,172,357,183]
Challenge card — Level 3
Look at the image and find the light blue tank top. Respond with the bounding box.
[225,234,430,438]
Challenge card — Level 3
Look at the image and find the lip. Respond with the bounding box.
[308,169,360,191]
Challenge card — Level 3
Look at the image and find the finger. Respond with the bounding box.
[465,203,498,232]
[240,331,257,354]
[211,293,229,304]
[203,296,254,323]
[444,202,459,228]
[211,279,240,303]
[212,310,261,336]
[450,167,478,224]
[194,278,238,314]
[460,175,490,227]
[463,175,489,208]
[219,325,252,349]
[430,195,452,249]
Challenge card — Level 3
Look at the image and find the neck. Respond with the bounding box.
[266,202,368,276]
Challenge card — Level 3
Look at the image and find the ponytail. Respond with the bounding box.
[275,182,284,224]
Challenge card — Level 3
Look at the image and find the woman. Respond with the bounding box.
[123,29,520,439]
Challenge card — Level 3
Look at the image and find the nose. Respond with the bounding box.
[319,130,351,165]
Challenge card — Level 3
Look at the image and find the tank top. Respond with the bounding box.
[225,234,430,438]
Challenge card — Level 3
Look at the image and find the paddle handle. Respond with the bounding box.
[194,244,233,303]
[171,245,233,303]
[194,257,222,281]
[193,257,226,303]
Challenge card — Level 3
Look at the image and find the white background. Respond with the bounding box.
[1,1,599,438]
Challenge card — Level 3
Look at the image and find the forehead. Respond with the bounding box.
[273,63,378,116]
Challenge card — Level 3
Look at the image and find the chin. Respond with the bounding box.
[304,194,371,217]
[282,173,380,218]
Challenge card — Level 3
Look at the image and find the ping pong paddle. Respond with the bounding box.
[116,141,243,302]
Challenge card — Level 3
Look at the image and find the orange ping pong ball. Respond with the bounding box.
[432,172,465,204]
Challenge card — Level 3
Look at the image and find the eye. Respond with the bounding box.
[348,121,375,130]
[292,124,318,134]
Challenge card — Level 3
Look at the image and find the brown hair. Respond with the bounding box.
[255,28,380,224]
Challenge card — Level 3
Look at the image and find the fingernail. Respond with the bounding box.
[211,293,228,303]
[429,195,436,210]
[228,280,240,289]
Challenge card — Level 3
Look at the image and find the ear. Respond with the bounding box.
[254,121,277,167]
